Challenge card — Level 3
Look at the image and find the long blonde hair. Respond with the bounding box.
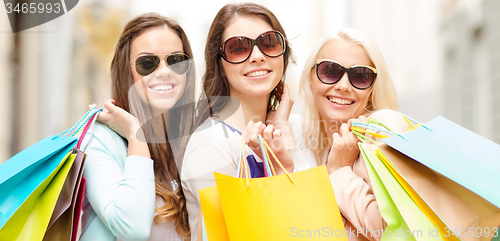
[299,28,397,162]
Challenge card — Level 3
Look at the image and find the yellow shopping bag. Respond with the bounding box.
[201,134,346,241]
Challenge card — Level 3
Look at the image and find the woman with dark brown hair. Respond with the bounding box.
[180,3,316,239]
[80,13,194,241]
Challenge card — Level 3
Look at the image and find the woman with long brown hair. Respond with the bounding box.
[80,13,194,241]
[180,3,316,239]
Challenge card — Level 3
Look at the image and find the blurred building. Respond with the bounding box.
[441,0,500,143]
[347,0,499,144]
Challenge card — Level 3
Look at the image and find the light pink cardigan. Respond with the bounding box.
[317,110,411,241]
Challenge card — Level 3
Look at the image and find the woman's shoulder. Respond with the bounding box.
[183,118,241,161]
[88,122,127,154]
[368,109,410,133]
[187,118,240,147]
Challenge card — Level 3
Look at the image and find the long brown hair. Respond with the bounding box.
[195,2,294,127]
[110,13,193,239]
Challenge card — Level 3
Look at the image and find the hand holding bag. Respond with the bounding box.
[203,134,346,241]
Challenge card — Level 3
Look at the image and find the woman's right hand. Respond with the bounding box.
[89,100,142,141]
[245,121,294,174]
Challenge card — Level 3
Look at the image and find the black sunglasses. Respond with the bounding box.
[220,30,286,64]
[131,53,191,76]
[314,59,377,90]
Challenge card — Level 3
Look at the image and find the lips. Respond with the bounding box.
[327,96,355,105]
[148,84,176,92]
[244,70,271,77]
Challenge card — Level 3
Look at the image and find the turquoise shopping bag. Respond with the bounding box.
[382,115,500,208]
[0,107,99,229]
[0,137,77,228]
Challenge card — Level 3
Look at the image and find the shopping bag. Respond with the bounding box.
[199,186,229,241]
[381,116,500,208]
[377,143,500,241]
[0,137,77,227]
[353,113,500,241]
[199,134,260,241]
[42,149,86,241]
[359,143,446,241]
[0,107,100,241]
[13,150,77,240]
[215,135,346,241]
[358,143,413,241]
[72,177,86,241]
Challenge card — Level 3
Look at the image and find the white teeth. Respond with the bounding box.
[152,85,174,91]
[328,97,353,105]
[246,70,269,77]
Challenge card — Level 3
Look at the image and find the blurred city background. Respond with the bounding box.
[1,0,499,163]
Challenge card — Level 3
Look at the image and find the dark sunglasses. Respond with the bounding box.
[131,53,191,76]
[221,30,286,64]
[314,59,377,90]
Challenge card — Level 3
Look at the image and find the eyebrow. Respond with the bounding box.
[135,50,184,57]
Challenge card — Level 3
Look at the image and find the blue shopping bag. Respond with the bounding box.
[382,115,500,208]
[0,107,99,229]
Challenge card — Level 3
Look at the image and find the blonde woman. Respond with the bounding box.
[299,28,409,241]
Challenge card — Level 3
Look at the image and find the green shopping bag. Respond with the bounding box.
[359,143,444,241]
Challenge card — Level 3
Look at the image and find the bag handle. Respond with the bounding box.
[76,111,99,149]
[398,113,433,132]
[73,108,102,137]
[54,107,102,139]
[237,133,294,187]
[351,111,432,143]
[236,132,274,178]
[257,135,293,183]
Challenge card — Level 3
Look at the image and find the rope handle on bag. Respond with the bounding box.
[237,133,274,179]
[55,107,96,138]
[257,135,293,184]
[237,133,294,187]
[76,110,100,149]
[54,107,102,139]
[399,113,432,132]
[350,111,432,143]
[238,133,251,187]
[258,135,276,177]
[350,122,406,140]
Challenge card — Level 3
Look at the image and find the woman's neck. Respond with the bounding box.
[323,118,342,148]
[218,92,269,132]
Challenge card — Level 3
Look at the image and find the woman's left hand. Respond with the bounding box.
[92,100,143,141]
[326,116,368,174]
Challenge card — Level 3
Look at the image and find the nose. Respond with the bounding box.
[154,58,173,78]
[248,45,265,63]
[334,72,352,92]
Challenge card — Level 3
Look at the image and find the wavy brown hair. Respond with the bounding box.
[195,2,295,127]
[110,13,193,239]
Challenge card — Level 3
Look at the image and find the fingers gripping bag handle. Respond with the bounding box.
[236,134,293,186]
